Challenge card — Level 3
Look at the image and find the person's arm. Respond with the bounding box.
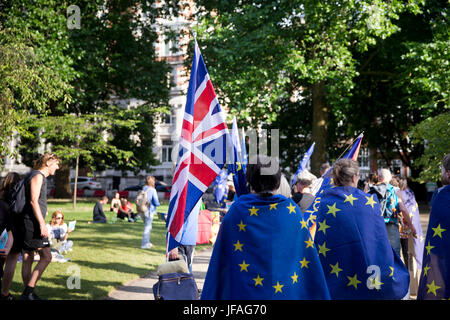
[151,188,160,207]
[30,174,49,238]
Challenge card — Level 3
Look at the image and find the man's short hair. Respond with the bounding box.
[377,168,392,183]
[296,170,317,187]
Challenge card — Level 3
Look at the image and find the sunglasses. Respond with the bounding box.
[55,216,63,220]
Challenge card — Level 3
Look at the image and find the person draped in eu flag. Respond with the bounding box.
[314,159,409,299]
[201,155,330,300]
[417,154,450,300]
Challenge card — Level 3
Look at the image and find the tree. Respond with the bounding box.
[2,0,180,195]
[0,6,73,158]
[409,112,450,183]
[24,113,134,206]
[345,0,448,177]
[191,0,421,175]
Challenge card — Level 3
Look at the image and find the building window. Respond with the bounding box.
[358,148,370,170]
[161,110,175,124]
[161,140,172,163]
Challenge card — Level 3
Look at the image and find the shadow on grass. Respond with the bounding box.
[72,259,155,275]
[40,275,125,300]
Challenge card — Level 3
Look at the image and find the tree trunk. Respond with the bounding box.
[53,163,72,198]
[310,82,328,176]
[73,154,79,210]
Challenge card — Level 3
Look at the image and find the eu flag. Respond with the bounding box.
[304,134,363,228]
[314,186,409,299]
[201,193,330,300]
[228,117,249,197]
[417,185,450,300]
[292,142,315,186]
[213,169,228,208]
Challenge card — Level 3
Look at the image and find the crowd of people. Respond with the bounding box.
[1,150,448,301]
[201,153,450,300]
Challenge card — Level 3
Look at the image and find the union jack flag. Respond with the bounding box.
[166,40,229,253]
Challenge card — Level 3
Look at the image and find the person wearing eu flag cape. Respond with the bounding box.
[417,153,450,300]
[314,159,409,299]
[201,155,330,300]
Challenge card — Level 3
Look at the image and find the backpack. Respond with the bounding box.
[368,183,397,221]
[9,175,29,216]
[136,189,149,213]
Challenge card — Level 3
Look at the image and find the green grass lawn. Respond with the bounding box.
[7,199,174,300]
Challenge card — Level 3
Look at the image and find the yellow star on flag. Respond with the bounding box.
[269,203,278,210]
[432,224,446,238]
[344,194,358,206]
[304,238,314,249]
[233,240,244,252]
[286,203,297,214]
[299,257,310,269]
[389,266,394,277]
[426,280,441,296]
[329,262,343,278]
[326,202,341,217]
[318,219,330,234]
[237,220,246,232]
[318,242,331,257]
[365,195,377,209]
[239,260,250,272]
[370,276,384,290]
[300,219,308,229]
[249,206,259,216]
[423,265,431,277]
[273,282,284,294]
[236,162,242,171]
[425,241,435,255]
[291,272,299,284]
[347,274,361,289]
[253,274,264,287]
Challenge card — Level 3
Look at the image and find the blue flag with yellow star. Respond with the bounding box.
[417,185,450,300]
[213,169,229,208]
[314,186,409,299]
[201,193,330,300]
[304,134,364,228]
[228,117,249,197]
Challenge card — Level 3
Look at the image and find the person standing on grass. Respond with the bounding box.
[20,153,59,300]
[141,176,160,249]
[0,172,21,300]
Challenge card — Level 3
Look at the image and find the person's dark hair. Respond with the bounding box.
[0,172,20,200]
[320,162,331,175]
[369,171,378,184]
[246,155,281,196]
[332,159,359,187]
[443,153,450,171]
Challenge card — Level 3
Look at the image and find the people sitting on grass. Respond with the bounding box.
[92,196,108,223]
[46,210,73,262]
[118,197,138,222]
[110,192,121,215]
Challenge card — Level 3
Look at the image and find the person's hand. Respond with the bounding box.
[168,248,179,261]
[40,223,49,238]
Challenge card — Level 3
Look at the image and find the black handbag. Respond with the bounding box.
[153,272,199,300]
